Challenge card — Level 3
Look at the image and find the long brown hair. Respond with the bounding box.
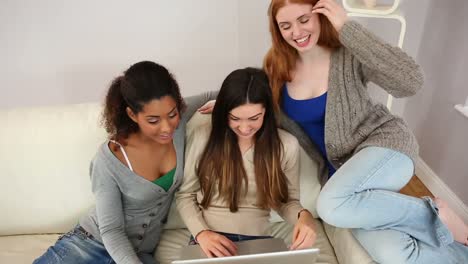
[263,0,341,110]
[197,68,288,212]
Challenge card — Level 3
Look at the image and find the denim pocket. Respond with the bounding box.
[57,229,76,241]
[59,225,94,241]
[75,226,95,240]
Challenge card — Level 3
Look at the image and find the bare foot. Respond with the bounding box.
[434,197,468,246]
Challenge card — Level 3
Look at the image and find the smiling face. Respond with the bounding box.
[228,103,266,143]
[276,3,321,53]
[127,95,180,145]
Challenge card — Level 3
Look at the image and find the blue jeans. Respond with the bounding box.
[316,147,468,264]
[189,231,272,245]
[33,225,156,264]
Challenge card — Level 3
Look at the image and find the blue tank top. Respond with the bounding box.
[282,87,336,177]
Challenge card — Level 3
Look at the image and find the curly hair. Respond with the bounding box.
[102,61,186,140]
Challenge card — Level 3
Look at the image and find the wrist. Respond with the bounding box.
[195,229,210,242]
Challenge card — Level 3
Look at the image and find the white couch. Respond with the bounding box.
[0,102,374,264]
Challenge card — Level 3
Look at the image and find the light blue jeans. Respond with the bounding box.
[33,225,156,264]
[316,147,468,264]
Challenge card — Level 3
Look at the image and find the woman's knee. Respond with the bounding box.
[316,190,350,227]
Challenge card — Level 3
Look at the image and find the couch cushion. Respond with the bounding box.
[268,220,338,264]
[0,234,60,264]
[0,103,106,235]
[323,223,375,264]
[270,146,321,222]
[155,219,338,264]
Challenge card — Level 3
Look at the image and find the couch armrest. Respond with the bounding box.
[0,103,104,236]
[323,222,376,264]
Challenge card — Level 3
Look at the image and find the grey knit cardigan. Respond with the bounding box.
[279,21,424,186]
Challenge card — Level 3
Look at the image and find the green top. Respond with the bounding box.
[153,167,175,191]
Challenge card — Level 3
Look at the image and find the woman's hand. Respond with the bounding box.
[198,100,216,114]
[312,0,348,32]
[196,230,238,258]
[290,210,317,250]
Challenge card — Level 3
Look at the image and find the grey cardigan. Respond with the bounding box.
[279,21,424,186]
[79,92,217,264]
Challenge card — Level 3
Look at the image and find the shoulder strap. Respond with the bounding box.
[109,140,134,171]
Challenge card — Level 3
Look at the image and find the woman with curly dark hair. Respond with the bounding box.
[34,61,216,264]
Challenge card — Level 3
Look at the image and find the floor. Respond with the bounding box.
[400,175,434,198]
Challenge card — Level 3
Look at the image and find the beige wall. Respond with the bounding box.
[0,0,241,109]
[2,0,466,204]
[404,0,468,204]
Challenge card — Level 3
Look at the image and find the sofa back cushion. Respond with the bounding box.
[0,104,321,235]
[0,103,106,236]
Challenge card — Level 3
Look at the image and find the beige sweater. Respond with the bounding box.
[176,117,303,237]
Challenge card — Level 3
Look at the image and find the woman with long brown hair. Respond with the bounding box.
[263,0,468,263]
[176,68,316,258]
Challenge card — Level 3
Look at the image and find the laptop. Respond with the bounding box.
[172,238,319,264]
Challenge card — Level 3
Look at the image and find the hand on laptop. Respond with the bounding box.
[196,230,238,257]
[290,210,317,250]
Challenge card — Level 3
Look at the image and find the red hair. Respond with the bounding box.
[263,0,341,110]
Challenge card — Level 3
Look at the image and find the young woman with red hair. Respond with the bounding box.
[263,0,468,263]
